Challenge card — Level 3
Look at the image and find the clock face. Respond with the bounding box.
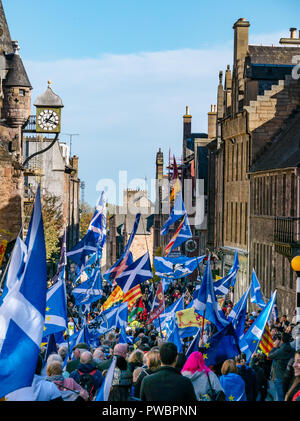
[37,109,60,132]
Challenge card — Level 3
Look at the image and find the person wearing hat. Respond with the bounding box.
[66,344,88,374]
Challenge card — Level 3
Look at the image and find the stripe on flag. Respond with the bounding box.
[164,215,186,256]
[101,285,124,312]
[259,323,274,356]
[123,285,142,311]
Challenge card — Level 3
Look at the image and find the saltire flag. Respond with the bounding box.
[167,317,183,353]
[227,287,250,341]
[259,323,274,356]
[116,252,152,294]
[67,191,107,268]
[101,285,123,312]
[92,302,127,335]
[103,213,141,282]
[164,214,192,257]
[51,230,67,285]
[123,284,142,311]
[116,302,128,329]
[241,290,277,362]
[154,255,205,279]
[68,323,90,356]
[161,276,172,293]
[148,280,165,324]
[95,356,117,401]
[193,258,229,331]
[213,250,239,296]
[43,271,69,339]
[185,328,201,359]
[72,259,102,307]
[161,193,186,236]
[202,323,241,367]
[250,269,266,309]
[128,297,145,323]
[119,326,128,344]
[169,156,181,202]
[153,296,184,336]
[0,186,47,397]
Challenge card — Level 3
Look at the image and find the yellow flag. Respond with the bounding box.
[101,285,124,311]
[176,307,205,329]
[0,240,8,266]
[170,178,181,202]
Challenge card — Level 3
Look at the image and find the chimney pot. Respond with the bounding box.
[290,27,297,39]
[186,106,190,115]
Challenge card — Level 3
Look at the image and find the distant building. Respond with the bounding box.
[105,189,154,271]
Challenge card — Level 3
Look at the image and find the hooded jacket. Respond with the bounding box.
[219,373,247,401]
[181,370,224,401]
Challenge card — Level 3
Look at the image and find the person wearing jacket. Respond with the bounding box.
[181,351,224,401]
[268,332,294,401]
[235,353,258,401]
[46,360,89,401]
[140,342,197,401]
[134,349,161,399]
[219,359,247,401]
[69,351,103,398]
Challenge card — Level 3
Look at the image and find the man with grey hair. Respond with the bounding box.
[58,344,69,361]
[69,351,104,400]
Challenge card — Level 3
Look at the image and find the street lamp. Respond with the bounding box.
[291,255,300,351]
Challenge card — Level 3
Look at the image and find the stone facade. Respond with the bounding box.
[207,18,300,317]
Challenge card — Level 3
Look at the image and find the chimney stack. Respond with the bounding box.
[207,104,217,140]
[279,27,300,45]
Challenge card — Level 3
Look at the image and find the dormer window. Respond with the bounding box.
[19,89,25,96]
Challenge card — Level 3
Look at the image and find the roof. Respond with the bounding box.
[0,1,13,54]
[34,85,64,108]
[249,109,300,173]
[4,53,32,88]
[248,45,300,65]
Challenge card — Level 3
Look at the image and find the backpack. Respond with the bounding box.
[78,369,97,400]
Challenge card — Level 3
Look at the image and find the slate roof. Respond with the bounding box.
[249,110,300,173]
[248,45,300,65]
[34,86,64,108]
[4,53,32,88]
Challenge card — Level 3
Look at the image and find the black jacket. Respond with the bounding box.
[140,366,197,402]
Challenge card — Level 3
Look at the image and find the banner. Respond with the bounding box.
[176,307,205,329]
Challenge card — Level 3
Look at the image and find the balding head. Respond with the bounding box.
[80,351,93,364]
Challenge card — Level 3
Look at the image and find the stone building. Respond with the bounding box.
[207,18,300,316]
[0,1,32,256]
[23,134,80,251]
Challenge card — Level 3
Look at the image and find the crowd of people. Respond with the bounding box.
[4,265,298,403]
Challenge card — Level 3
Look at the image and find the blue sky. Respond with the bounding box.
[4,0,300,205]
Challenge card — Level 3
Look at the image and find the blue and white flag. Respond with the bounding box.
[95,356,117,401]
[67,191,107,267]
[228,287,250,341]
[43,271,68,339]
[92,302,126,335]
[250,269,266,309]
[241,290,277,362]
[68,323,90,355]
[154,255,205,279]
[213,250,239,296]
[115,252,152,294]
[116,302,128,329]
[0,186,47,397]
[168,213,193,253]
[167,317,183,353]
[160,193,186,235]
[153,296,184,335]
[72,255,103,307]
[103,213,141,282]
[185,328,202,358]
[193,258,229,331]
[271,300,278,323]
